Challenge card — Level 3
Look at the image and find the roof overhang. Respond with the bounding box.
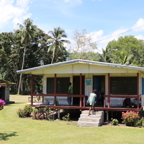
[0,79,15,85]
[16,59,144,75]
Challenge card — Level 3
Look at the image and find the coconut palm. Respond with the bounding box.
[111,49,133,65]
[47,27,70,64]
[17,18,37,94]
[98,47,112,63]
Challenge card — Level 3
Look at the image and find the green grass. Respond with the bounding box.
[0,95,144,144]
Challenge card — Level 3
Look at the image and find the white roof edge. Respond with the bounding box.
[16,59,144,74]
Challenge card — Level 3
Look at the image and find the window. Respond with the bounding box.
[47,77,70,93]
[110,77,137,94]
[47,78,54,93]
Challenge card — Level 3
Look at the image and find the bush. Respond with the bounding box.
[31,108,38,120]
[122,111,140,126]
[23,105,33,117]
[17,105,33,118]
[135,118,144,127]
[141,118,144,127]
[139,109,144,118]
[17,109,25,118]
[111,118,119,125]
[135,120,142,127]
[62,113,70,121]
[0,99,6,110]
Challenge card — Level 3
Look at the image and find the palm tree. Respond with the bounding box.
[110,49,133,65]
[47,27,70,64]
[17,18,37,94]
[98,47,112,63]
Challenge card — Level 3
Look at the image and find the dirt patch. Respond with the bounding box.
[10,95,30,103]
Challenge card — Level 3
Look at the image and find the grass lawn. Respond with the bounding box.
[0,95,144,144]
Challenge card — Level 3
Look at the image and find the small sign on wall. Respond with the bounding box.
[86,77,92,86]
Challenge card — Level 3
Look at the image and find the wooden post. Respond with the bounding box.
[108,73,110,108]
[58,110,60,119]
[31,74,34,105]
[137,73,139,109]
[137,73,139,96]
[80,73,82,108]
[54,74,56,106]
[104,95,106,108]
[106,111,109,122]
[30,74,34,95]
[108,96,110,108]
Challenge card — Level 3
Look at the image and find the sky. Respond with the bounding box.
[0,0,144,52]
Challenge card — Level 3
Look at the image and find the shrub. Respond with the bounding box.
[17,109,25,118]
[31,109,38,120]
[23,105,33,117]
[122,111,140,126]
[0,99,6,107]
[62,113,70,121]
[135,118,144,127]
[135,119,142,127]
[141,118,144,127]
[111,118,119,125]
[0,99,6,110]
[17,105,33,118]
[139,109,144,118]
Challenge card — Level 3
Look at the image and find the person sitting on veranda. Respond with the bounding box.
[83,95,89,106]
[123,98,131,108]
[95,90,104,106]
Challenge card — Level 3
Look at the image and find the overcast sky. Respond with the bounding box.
[0,0,144,52]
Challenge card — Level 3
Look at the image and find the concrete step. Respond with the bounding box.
[77,121,100,127]
[77,110,104,127]
[81,110,103,115]
[78,117,100,122]
[80,114,102,118]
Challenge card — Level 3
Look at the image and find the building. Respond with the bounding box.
[0,79,15,103]
[17,59,144,112]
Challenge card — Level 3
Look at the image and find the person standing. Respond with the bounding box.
[67,82,73,105]
[88,89,97,116]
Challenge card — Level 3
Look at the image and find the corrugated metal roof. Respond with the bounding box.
[16,59,144,74]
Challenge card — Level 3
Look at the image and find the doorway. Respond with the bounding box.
[93,76,105,106]
[73,76,85,105]
[0,86,5,100]
[93,76,105,92]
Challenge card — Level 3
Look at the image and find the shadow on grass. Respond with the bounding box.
[15,102,27,104]
[6,102,26,106]
[4,103,25,108]
[0,132,18,141]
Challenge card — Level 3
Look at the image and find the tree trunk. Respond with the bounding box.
[17,46,26,94]
[51,57,54,64]
[51,49,55,64]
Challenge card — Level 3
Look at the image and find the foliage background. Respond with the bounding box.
[1,19,144,94]
[0,19,68,94]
